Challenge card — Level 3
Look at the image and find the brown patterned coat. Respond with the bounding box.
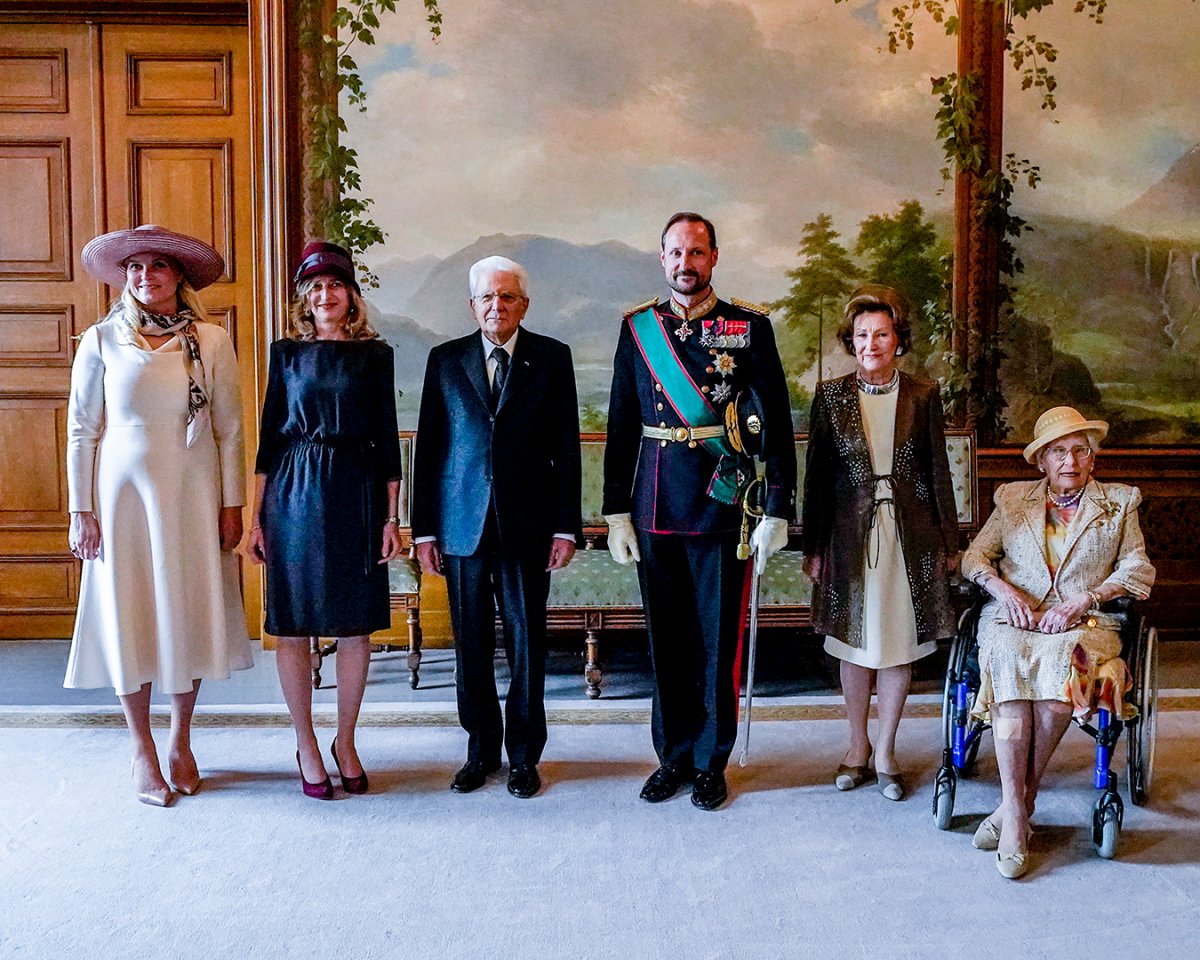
[802,372,959,647]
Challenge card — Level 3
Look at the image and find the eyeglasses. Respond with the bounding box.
[1045,444,1093,462]
[473,292,525,306]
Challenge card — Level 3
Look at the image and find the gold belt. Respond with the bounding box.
[642,424,725,443]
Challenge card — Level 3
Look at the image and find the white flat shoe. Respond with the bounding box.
[996,850,1029,879]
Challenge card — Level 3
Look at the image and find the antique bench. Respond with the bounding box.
[545,431,978,697]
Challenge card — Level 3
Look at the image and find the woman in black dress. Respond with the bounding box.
[248,242,402,799]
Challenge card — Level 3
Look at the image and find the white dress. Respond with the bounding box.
[824,387,936,669]
[64,318,252,696]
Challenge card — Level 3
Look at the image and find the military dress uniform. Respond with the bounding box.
[603,291,796,775]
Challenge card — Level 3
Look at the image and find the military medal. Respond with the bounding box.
[711,382,732,404]
[714,352,736,378]
[700,316,750,349]
[675,320,693,342]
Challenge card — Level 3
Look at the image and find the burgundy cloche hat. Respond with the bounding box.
[80,224,224,290]
[293,241,360,293]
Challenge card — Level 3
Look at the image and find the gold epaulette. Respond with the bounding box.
[730,296,770,316]
[622,297,659,318]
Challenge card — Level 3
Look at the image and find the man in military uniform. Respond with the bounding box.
[603,212,796,810]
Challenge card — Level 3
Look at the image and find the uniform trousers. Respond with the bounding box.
[443,511,550,768]
[635,529,746,773]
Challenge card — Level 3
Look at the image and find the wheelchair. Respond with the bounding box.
[932,587,1158,859]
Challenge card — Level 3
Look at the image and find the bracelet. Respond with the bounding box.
[383,516,400,525]
[1086,589,1102,610]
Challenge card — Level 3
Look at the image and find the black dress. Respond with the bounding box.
[255,339,402,637]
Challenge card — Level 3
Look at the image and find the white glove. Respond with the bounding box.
[749,516,789,576]
[604,513,641,565]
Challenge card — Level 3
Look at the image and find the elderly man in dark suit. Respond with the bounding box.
[413,255,581,798]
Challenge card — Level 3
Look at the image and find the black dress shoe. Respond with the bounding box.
[639,763,693,803]
[507,764,541,799]
[691,770,728,810]
[451,759,499,794]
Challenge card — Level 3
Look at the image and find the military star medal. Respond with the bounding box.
[715,352,736,378]
[711,382,732,404]
[675,320,693,342]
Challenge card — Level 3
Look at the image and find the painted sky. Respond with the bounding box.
[345,0,1200,299]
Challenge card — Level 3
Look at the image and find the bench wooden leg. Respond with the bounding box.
[406,605,423,689]
[584,617,602,699]
[310,636,335,690]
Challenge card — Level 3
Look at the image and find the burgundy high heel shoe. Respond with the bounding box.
[296,751,333,800]
[331,740,368,795]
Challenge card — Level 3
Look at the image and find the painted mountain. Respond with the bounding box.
[365,234,664,425]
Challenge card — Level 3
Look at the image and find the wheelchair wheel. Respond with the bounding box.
[932,765,956,831]
[1127,625,1158,807]
[1093,789,1124,860]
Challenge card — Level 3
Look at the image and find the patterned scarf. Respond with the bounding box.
[137,307,209,448]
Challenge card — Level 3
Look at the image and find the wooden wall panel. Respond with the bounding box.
[130,140,232,276]
[0,48,68,112]
[0,139,71,279]
[128,51,231,114]
[0,559,78,614]
[0,398,68,523]
[0,304,73,365]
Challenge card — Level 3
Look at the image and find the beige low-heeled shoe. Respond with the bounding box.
[996,849,1030,879]
[835,749,874,791]
[973,815,1002,850]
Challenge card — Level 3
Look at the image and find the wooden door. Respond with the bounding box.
[0,22,259,638]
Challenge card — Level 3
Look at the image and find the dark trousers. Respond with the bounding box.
[443,515,550,768]
[635,530,746,773]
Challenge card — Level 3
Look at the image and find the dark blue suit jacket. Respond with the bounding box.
[411,328,582,557]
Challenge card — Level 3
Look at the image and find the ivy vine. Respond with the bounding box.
[832,0,1135,429]
[299,0,443,287]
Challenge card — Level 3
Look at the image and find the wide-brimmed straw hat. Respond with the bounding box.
[293,241,360,293]
[1023,406,1109,463]
[80,224,224,290]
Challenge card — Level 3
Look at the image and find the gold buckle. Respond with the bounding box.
[672,427,690,443]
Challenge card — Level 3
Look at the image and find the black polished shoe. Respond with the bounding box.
[691,770,728,810]
[451,759,499,794]
[639,763,693,803]
[507,764,541,799]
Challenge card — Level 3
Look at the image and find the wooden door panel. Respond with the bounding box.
[127,50,232,114]
[0,139,72,279]
[0,47,69,112]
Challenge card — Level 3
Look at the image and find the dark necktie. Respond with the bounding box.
[491,346,509,409]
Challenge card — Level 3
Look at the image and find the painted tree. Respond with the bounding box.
[771,214,859,383]
[855,200,947,320]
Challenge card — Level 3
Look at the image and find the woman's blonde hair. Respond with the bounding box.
[288,277,378,341]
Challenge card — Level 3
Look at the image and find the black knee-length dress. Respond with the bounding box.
[255,338,402,637]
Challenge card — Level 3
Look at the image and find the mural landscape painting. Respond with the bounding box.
[348,0,1200,442]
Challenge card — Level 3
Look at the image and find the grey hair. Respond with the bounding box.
[468,256,529,298]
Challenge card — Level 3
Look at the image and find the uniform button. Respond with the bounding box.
[701,386,710,394]
[656,402,663,411]
[659,421,666,428]
[688,440,697,448]
[660,440,668,448]
[709,349,717,356]
[706,366,714,374]
[654,383,662,392]
[489,415,495,423]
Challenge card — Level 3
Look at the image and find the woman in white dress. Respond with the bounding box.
[802,285,960,800]
[65,224,252,807]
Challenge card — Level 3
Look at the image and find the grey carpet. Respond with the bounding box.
[3,716,1198,960]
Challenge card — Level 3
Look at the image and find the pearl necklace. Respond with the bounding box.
[1047,487,1084,509]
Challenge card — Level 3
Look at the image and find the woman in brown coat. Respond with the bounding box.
[802,285,959,800]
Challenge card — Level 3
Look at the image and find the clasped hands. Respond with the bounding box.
[990,578,1093,634]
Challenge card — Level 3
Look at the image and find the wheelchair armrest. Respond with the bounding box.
[954,578,989,607]
[1099,596,1136,615]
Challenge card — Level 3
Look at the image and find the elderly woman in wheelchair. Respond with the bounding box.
[957,407,1155,878]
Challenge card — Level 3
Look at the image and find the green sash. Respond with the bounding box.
[628,306,748,504]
